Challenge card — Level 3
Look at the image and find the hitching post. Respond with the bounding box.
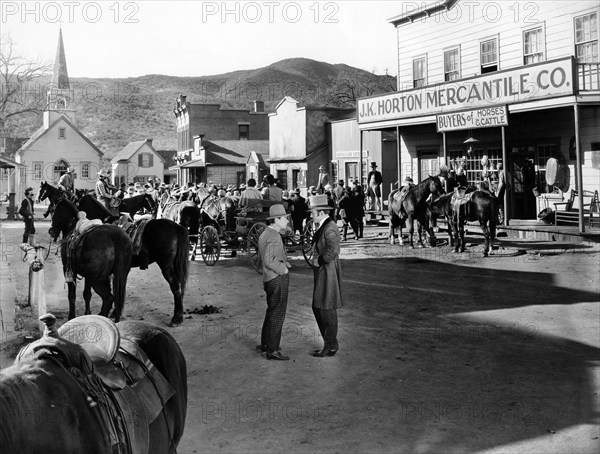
[20,241,47,334]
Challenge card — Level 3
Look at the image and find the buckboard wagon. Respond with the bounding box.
[193,199,317,272]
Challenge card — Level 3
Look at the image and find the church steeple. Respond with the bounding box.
[45,28,74,128]
[52,28,70,90]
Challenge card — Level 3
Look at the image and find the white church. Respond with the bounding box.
[14,29,103,195]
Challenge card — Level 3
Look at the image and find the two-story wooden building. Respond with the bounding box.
[357,0,599,230]
[269,96,355,193]
[172,96,270,186]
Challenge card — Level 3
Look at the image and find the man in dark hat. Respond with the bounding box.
[289,188,308,234]
[257,204,292,360]
[367,162,383,211]
[19,187,36,245]
[308,194,343,357]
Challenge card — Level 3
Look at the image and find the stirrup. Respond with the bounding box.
[65,271,74,283]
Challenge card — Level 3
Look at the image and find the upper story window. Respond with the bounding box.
[523,26,545,64]
[444,48,460,81]
[239,124,249,140]
[58,127,66,139]
[575,12,598,63]
[412,57,426,88]
[480,37,498,74]
[138,153,154,168]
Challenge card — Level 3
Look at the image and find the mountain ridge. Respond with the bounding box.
[5,58,396,158]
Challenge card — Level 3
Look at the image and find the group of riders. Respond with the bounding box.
[47,155,505,245]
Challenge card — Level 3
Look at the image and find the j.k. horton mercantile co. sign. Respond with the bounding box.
[357,57,574,125]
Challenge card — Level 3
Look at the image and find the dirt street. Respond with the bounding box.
[1,219,599,453]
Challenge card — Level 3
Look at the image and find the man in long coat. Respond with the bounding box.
[308,194,343,357]
[367,162,383,211]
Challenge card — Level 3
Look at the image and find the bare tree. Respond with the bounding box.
[0,35,52,123]
[325,73,397,108]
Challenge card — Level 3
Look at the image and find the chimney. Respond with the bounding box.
[253,100,264,113]
[145,139,153,146]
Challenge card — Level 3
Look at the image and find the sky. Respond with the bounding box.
[1,1,405,78]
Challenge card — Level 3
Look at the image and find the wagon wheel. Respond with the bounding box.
[302,219,318,269]
[200,225,221,266]
[247,222,266,273]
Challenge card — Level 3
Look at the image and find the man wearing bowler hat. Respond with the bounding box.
[308,194,343,357]
[257,204,292,360]
[367,162,383,211]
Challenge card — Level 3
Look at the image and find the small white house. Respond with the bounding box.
[111,139,165,185]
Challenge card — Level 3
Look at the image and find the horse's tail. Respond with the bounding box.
[113,232,133,321]
[173,224,189,298]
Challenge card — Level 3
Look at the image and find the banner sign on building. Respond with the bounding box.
[358,57,574,124]
[436,106,508,132]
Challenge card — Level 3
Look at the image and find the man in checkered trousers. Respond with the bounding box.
[257,204,292,360]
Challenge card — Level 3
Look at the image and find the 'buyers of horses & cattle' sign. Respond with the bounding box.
[436,106,508,132]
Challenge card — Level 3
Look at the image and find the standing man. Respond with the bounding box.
[317,165,330,195]
[367,162,383,211]
[496,162,508,224]
[308,194,343,357]
[290,188,308,235]
[257,204,292,361]
[95,170,115,211]
[19,187,36,245]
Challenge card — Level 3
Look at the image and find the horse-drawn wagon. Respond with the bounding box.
[195,198,316,272]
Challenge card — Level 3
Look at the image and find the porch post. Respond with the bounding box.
[574,104,585,233]
[501,126,509,225]
[396,126,401,188]
[442,132,447,165]
[359,130,364,187]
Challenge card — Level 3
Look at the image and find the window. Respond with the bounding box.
[536,144,559,192]
[58,127,66,139]
[276,170,287,189]
[412,57,426,88]
[523,26,545,64]
[444,48,460,81]
[292,169,300,189]
[34,162,43,180]
[138,153,154,168]
[81,162,90,179]
[575,12,598,63]
[480,38,498,73]
[239,124,249,140]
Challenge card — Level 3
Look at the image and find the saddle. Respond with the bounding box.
[57,315,175,454]
[115,218,150,257]
[451,187,475,221]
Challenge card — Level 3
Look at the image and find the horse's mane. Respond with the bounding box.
[0,358,61,445]
[80,194,111,216]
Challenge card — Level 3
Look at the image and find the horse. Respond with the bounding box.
[388,176,445,248]
[429,190,498,257]
[48,199,133,322]
[77,195,190,327]
[0,314,187,453]
[37,180,75,218]
[119,193,157,218]
[157,189,211,257]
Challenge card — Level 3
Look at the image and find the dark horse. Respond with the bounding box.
[157,190,209,260]
[78,194,190,326]
[37,180,75,218]
[0,315,187,453]
[429,190,498,257]
[48,199,133,321]
[118,193,157,218]
[388,176,445,248]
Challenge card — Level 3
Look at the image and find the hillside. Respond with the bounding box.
[5,58,396,158]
